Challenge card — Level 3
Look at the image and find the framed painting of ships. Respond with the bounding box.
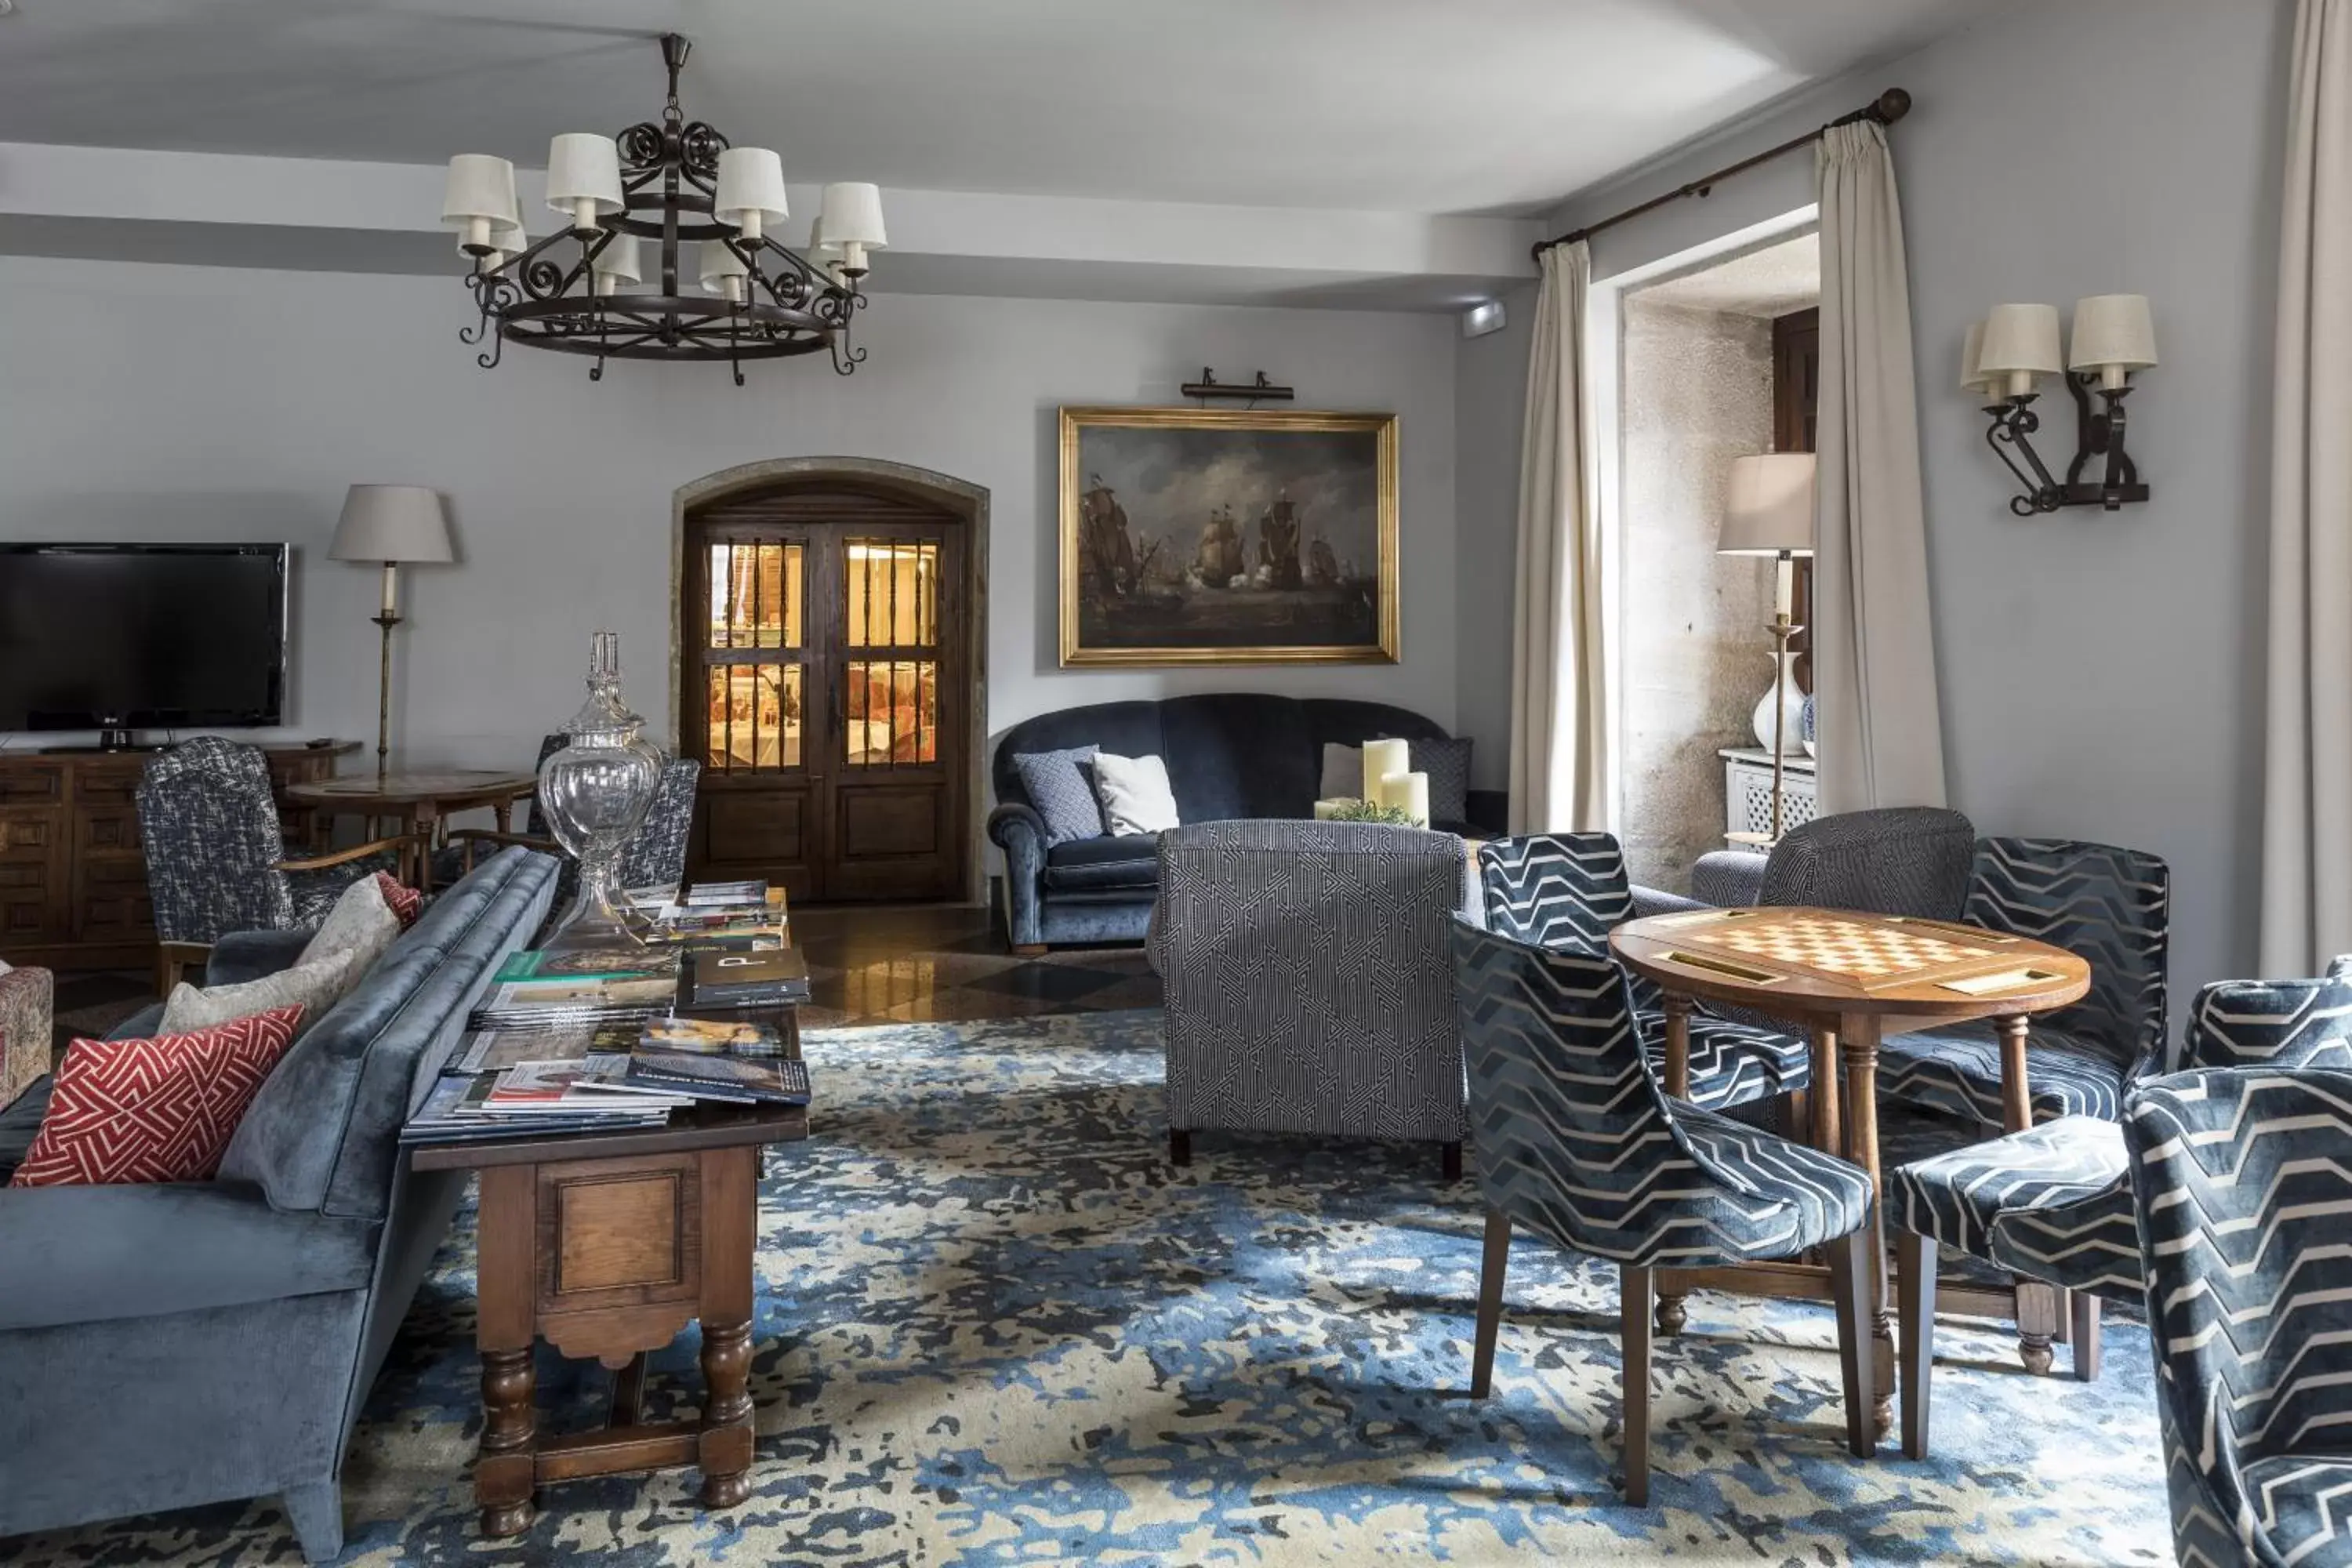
[1058,406,1400,666]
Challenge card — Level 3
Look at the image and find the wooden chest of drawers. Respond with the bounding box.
[0,743,353,971]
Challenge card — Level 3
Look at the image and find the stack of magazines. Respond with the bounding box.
[467,949,677,1029]
[637,880,789,946]
[401,1060,680,1144]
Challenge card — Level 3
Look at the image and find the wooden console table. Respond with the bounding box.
[408,998,807,1538]
[0,741,358,970]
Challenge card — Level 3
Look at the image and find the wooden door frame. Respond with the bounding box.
[670,458,990,906]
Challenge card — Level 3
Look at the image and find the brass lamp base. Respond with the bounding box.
[1762,615,1803,844]
[372,610,401,782]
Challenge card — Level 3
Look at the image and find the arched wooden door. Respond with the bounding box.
[680,480,970,903]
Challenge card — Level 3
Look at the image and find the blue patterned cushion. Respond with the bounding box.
[1012,746,1106,846]
[2126,1068,2352,1568]
[1877,1019,2131,1126]
[1404,736,1471,826]
[1891,1115,2140,1301]
[1453,920,1867,1269]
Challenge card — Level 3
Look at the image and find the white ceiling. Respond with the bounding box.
[0,0,1979,216]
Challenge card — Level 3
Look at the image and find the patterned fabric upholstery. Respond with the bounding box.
[0,963,53,1110]
[1755,807,1976,916]
[1451,919,1870,1266]
[136,737,301,944]
[618,757,701,889]
[1152,820,1471,1146]
[1476,833,1811,1112]
[1893,960,2352,1316]
[2125,1066,2352,1568]
[1878,837,2170,1128]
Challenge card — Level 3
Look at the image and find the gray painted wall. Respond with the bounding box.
[0,260,1460,782]
[1454,0,2290,1018]
[1451,283,1534,791]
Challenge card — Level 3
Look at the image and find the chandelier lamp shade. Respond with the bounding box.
[437,32,884,383]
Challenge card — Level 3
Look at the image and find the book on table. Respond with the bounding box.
[468,964,678,1029]
[683,879,768,907]
[624,1048,812,1106]
[400,1073,670,1144]
[453,1018,644,1076]
[682,943,811,1008]
[481,1056,696,1113]
[641,1015,786,1056]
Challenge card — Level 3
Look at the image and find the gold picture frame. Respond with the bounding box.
[1058,405,1400,666]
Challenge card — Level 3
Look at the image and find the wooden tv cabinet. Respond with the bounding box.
[0,742,357,971]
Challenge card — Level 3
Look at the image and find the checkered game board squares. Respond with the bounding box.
[1678,911,2008,989]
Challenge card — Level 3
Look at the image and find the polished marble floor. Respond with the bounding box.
[46,905,1155,1052]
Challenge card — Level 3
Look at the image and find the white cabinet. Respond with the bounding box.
[1720,747,1817,843]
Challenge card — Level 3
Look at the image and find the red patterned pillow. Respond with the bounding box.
[373,872,423,929]
[7,1006,303,1188]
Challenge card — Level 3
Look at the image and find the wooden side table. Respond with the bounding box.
[409,1092,805,1536]
[1610,905,2090,1441]
[285,769,539,889]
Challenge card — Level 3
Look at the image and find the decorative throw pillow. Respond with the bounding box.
[1090,753,1182,837]
[158,948,364,1040]
[1319,742,1362,802]
[8,1006,303,1187]
[373,872,424,929]
[297,872,403,975]
[1405,737,1473,826]
[1012,746,1108,845]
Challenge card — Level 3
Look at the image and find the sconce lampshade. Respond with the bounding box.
[2068,293,2158,373]
[1960,321,1991,394]
[1977,303,2064,381]
[329,486,454,564]
[1718,453,1817,556]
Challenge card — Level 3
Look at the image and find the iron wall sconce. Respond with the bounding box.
[1965,295,2155,515]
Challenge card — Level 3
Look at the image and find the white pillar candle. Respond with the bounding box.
[1362,739,1410,803]
[1774,551,1794,620]
[379,561,399,617]
[1312,798,1344,821]
[1393,771,1432,829]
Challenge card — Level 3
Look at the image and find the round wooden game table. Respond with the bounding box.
[1610,905,2091,1444]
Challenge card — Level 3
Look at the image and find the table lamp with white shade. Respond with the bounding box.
[1717,452,1817,844]
[328,485,454,779]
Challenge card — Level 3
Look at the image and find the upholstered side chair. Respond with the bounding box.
[1876,837,2170,1128]
[1150,819,1472,1177]
[1451,918,1877,1504]
[1478,832,1809,1112]
[1891,959,2352,1458]
[136,737,423,995]
[1669,805,1977,918]
[2126,1065,2352,1568]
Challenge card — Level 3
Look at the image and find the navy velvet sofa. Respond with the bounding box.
[0,846,560,1562]
[986,694,1497,951]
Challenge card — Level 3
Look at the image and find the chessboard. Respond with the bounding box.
[1656,908,2023,993]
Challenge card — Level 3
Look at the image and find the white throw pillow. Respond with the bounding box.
[1090,753,1181,837]
[159,947,365,1040]
[296,873,404,975]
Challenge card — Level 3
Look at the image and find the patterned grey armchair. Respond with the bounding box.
[1890,958,2352,1458]
[136,738,422,994]
[1450,919,1876,1503]
[1149,820,1472,1176]
[1675,805,1977,915]
[2126,1065,2352,1568]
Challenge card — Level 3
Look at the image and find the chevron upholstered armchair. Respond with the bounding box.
[2125,1065,2352,1568]
[1876,837,2170,1129]
[1450,918,1877,1503]
[1149,819,1472,1176]
[1476,832,1809,1112]
[1890,959,2352,1461]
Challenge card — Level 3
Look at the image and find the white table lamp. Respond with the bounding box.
[330,485,454,779]
[1719,452,1817,843]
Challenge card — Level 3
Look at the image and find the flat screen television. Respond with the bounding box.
[0,543,289,739]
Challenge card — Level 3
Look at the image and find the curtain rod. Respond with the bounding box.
[1530,88,1911,261]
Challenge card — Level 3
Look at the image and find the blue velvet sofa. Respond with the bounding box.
[0,846,560,1562]
[987,694,1497,951]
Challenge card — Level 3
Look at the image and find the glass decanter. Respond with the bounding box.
[537,630,659,945]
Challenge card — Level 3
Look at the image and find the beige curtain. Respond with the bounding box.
[1508,239,1608,834]
[1812,122,1947,813]
[2260,0,2352,975]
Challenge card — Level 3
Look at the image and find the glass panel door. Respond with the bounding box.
[702,539,807,772]
[841,539,939,768]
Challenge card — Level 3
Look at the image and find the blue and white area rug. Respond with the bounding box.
[2,1011,2169,1565]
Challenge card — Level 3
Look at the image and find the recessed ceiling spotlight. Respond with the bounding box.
[1461,299,1507,339]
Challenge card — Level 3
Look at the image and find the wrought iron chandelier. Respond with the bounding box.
[438,33,884,383]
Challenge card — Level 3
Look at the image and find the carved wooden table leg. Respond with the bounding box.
[475,1165,539,1537]
[1654,994,1693,1336]
[1995,1013,2061,1374]
[698,1145,759,1509]
[1839,1011,1895,1443]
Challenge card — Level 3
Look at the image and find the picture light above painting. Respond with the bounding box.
[1057,406,1401,667]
